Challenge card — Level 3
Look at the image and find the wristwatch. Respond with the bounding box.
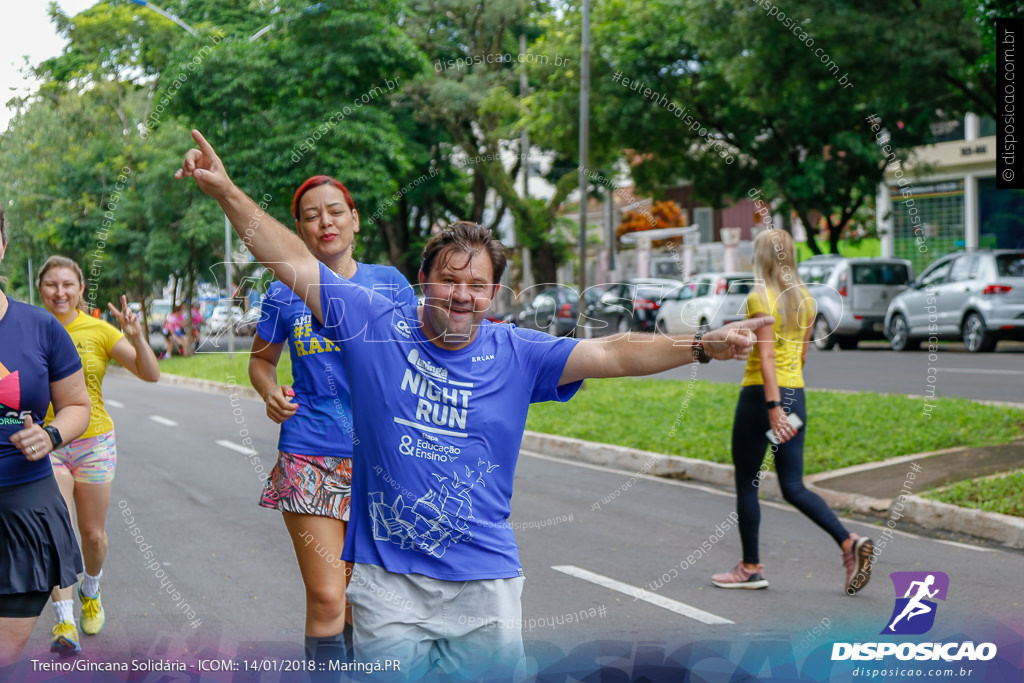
[765,400,782,409]
[692,327,711,364]
[43,425,63,450]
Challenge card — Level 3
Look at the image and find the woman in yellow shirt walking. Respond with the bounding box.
[712,229,873,595]
[37,256,160,655]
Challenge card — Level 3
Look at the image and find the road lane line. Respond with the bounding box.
[106,399,125,408]
[522,450,792,511]
[932,538,994,552]
[937,368,1024,376]
[523,451,996,553]
[149,415,178,427]
[551,565,733,625]
[216,439,257,456]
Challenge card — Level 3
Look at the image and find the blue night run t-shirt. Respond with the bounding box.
[0,298,82,486]
[257,263,417,458]
[312,262,582,581]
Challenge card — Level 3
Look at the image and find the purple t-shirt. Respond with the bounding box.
[0,298,81,486]
[312,262,582,581]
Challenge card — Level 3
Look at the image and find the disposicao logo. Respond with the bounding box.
[882,571,948,635]
[831,571,997,662]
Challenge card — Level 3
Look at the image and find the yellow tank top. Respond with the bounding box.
[46,311,124,438]
[741,286,814,389]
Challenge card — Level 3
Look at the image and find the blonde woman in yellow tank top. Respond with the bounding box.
[37,256,160,655]
[711,230,874,595]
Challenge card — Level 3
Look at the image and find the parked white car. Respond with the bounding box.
[206,304,244,334]
[655,272,755,334]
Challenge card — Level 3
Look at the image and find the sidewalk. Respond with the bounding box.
[148,370,1024,550]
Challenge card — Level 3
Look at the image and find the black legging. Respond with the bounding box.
[732,385,848,565]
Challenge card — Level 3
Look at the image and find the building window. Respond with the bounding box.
[926,119,965,144]
[694,206,713,244]
[889,180,964,274]
[978,177,1024,249]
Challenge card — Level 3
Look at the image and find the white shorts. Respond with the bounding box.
[346,562,525,681]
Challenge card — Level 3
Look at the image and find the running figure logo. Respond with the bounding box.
[882,571,949,635]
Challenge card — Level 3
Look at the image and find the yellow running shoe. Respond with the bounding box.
[50,620,81,655]
[79,586,106,635]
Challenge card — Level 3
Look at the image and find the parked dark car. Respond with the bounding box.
[516,286,579,337]
[884,250,1024,352]
[583,278,683,336]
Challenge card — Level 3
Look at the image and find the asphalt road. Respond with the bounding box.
[162,328,1024,405]
[653,340,1024,404]
[19,375,1024,680]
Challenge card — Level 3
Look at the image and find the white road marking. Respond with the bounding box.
[937,367,1024,376]
[149,415,178,427]
[106,399,125,408]
[551,565,734,625]
[932,538,994,552]
[216,439,257,456]
[522,450,791,510]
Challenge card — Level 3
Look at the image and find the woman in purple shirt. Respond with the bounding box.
[0,209,90,672]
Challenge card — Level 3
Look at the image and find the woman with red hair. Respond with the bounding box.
[248,177,416,666]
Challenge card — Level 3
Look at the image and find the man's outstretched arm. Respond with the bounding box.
[175,129,324,323]
[559,316,775,385]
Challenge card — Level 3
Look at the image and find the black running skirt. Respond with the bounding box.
[0,473,83,594]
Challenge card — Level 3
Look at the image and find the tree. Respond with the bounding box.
[401,0,585,285]
[529,0,990,254]
[165,0,441,278]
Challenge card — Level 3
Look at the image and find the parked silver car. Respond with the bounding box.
[799,256,913,350]
[655,272,754,334]
[884,250,1024,352]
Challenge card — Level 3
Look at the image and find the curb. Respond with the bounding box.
[111,367,262,401]
[522,431,1024,550]
[902,495,1024,548]
[128,370,1024,550]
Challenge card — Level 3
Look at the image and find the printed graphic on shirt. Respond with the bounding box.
[369,347,506,558]
[291,313,341,357]
[369,457,500,559]
[396,348,474,437]
[0,360,23,424]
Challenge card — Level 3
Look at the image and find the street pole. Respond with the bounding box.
[520,33,533,293]
[129,0,198,37]
[605,186,616,278]
[224,113,234,357]
[577,0,591,331]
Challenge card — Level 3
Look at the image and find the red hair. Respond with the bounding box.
[291,175,356,220]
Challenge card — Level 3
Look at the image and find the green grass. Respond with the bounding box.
[924,469,1024,517]
[795,238,880,261]
[524,378,1024,475]
[160,356,1024,477]
[159,348,293,388]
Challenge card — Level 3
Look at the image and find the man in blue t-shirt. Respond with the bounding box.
[177,130,773,679]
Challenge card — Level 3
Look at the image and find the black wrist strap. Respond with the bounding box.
[693,327,711,364]
[43,425,62,450]
[765,400,782,409]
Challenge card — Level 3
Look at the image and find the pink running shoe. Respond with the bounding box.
[712,561,769,589]
[843,533,874,595]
